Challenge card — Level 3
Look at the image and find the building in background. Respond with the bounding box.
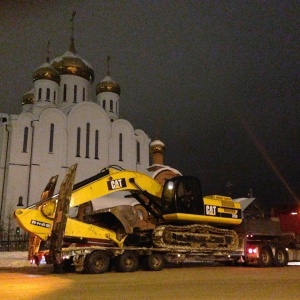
[0,34,152,223]
[0,31,181,229]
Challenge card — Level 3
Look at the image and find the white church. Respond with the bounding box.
[0,33,180,228]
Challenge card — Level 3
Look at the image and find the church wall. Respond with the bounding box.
[7,113,33,166]
[28,108,67,206]
[58,75,91,108]
[0,113,34,219]
[110,119,136,170]
[33,79,59,106]
[66,102,111,183]
[97,91,119,121]
[3,164,30,219]
[134,129,151,174]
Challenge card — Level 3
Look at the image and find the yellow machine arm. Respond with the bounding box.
[70,167,163,207]
[14,166,163,247]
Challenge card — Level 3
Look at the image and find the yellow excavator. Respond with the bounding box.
[14,164,246,272]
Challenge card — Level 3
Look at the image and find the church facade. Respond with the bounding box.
[0,38,152,223]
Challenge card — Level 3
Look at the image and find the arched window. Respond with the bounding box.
[95,130,99,159]
[119,133,123,161]
[110,100,113,112]
[63,84,67,101]
[49,123,54,153]
[22,127,28,152]
[17,196,23,206]
[116,102,118,114]
[38,88,42,101]
[83,88,86,101]
[103,100,106,110]
[86,123,90,158]
[54,91,56,104]
[136,141,140,164]
[76,127,81,157]
[74,85,77,103]
[46,88,50,101]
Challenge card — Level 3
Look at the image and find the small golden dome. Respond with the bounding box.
[22,90,35,105]
[96,75,121,95]
[33,62,60,84]
[51,50,95,83]
[150,140,165,154]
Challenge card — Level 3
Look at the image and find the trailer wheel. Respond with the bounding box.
[116,251,139,272]
[144,253,165,271]
[259,246,273,267]
[83,254,91,273]
[86,251,110,274]
[274,246,288,267]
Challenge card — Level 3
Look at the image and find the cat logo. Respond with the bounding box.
[205,205,217,216]
[107,178,127,190]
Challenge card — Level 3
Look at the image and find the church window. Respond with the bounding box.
[103,100,106,110]
[38,88,42,101]
[74,85,77,103]
[22,127,29,152]
[46,88,50,101]
[110,100,113,112]
[86,123,90,158]
[116,102,118,114]
[119,133,123,161]
[49,123,54,153]
[136,141,140,164]
[76,127,81,157]
[63,84,67,101]
[54,91,56,103]
[95,130,99,159]
[83,88,86,101]
[17,196,23,206]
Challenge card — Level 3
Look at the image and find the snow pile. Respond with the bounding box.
[0,251,31,268]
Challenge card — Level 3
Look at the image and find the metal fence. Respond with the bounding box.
[0,233,29,252]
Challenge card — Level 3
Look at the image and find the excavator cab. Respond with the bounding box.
[161,176,204,215]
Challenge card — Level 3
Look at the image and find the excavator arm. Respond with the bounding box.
[14,165,164,248]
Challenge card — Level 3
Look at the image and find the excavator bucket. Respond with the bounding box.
[28,174,59,263]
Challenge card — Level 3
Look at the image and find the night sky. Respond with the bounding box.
[0,1,299,210]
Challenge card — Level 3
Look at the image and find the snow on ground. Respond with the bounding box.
[0,252,31,268]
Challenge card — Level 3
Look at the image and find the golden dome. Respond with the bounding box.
[150,140,165,154]
[96,75,121,95]
[22,89,34,105]
[51,50,95,83]
[33,62,60,84]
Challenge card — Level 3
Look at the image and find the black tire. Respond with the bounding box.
[258,246,273,267]
[87,251,110,274]
[274,246,288,267]
[144,253,165,271]
[115,251,139,272]
[83,253,91,273]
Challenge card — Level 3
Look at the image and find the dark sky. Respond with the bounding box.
[0,1,299,210]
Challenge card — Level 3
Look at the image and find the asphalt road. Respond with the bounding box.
[1,264,300,300]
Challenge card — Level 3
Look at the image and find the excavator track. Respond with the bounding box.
[152,224,239,251]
